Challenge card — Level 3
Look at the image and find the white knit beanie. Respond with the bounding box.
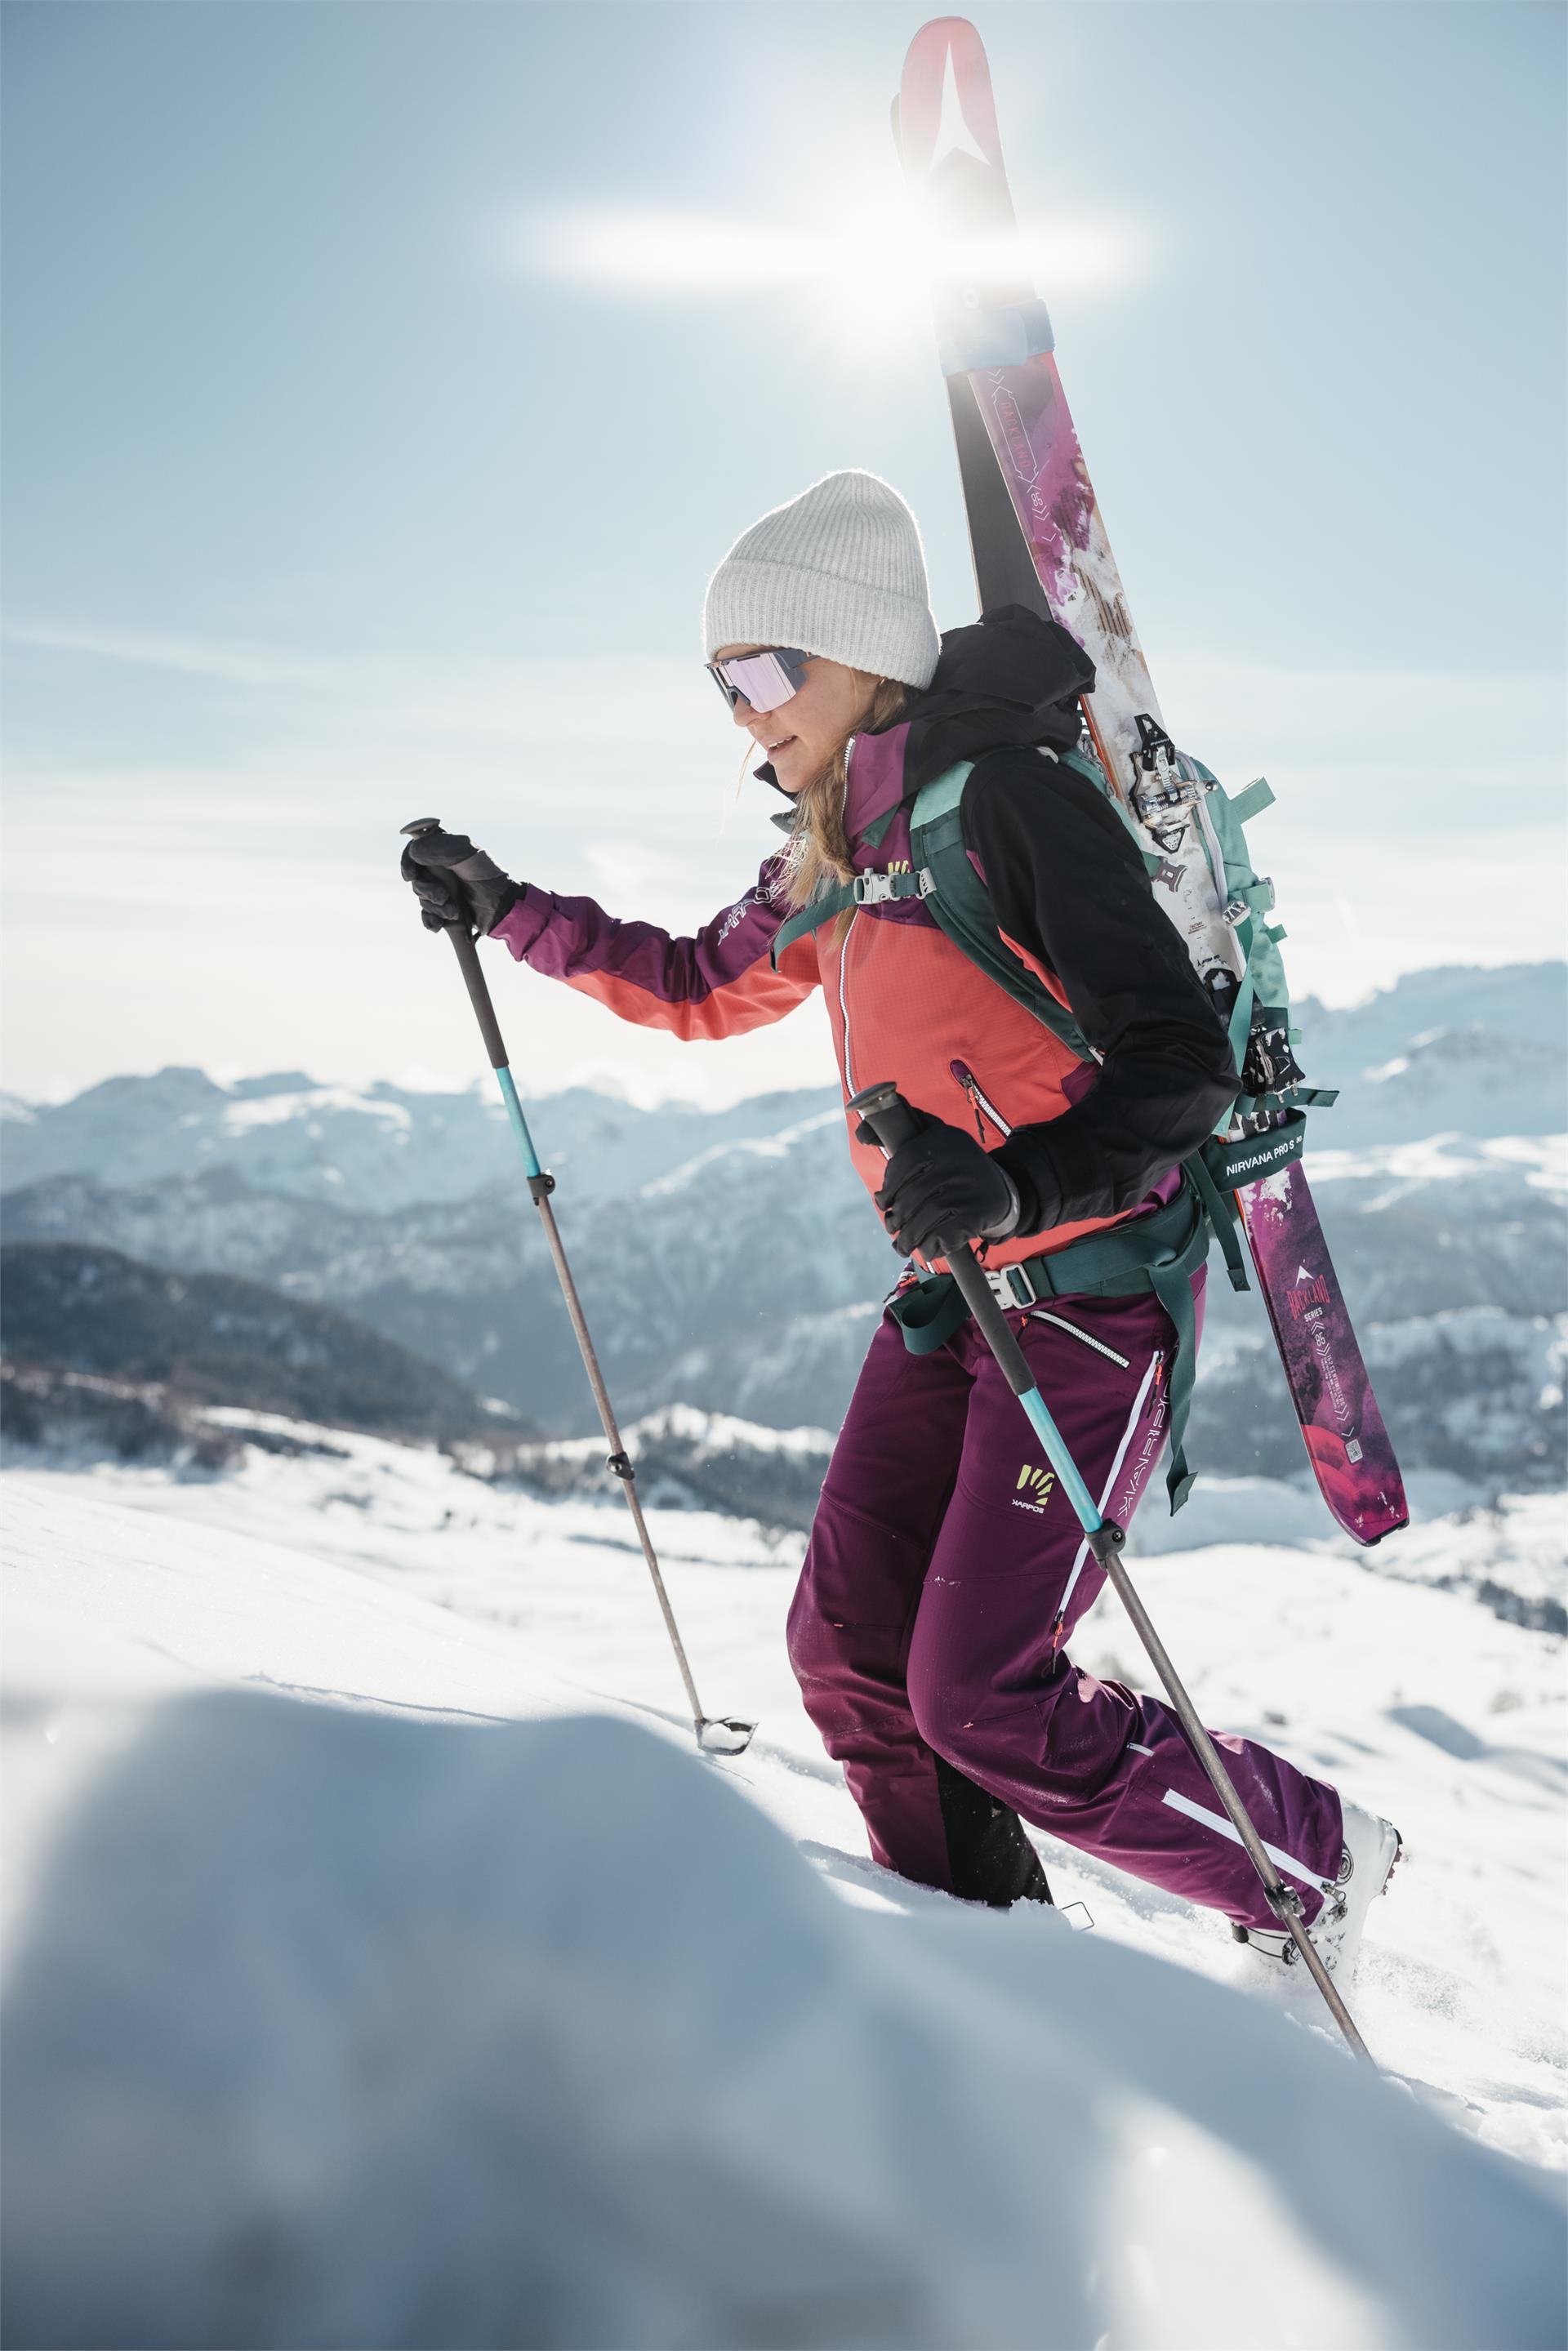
[703,470,941,689]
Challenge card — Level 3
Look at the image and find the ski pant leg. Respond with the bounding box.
[904,1287,1347,1933]
[786,1313,1047,1903]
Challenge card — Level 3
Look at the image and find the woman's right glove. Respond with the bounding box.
[400,828,522,937]
[869,1111,1022,1259]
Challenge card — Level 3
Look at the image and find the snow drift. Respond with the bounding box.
[3,1695,1562,2351]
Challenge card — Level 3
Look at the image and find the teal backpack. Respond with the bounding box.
[771,744,1337,1509]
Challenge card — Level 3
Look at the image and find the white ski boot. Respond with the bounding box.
[1236,1799,1403,1985]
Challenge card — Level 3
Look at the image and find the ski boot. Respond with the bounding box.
[1236,1799,1403,1984]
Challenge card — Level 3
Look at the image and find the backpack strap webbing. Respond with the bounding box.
[906,756,1094,1061]
[885,1175,1212,1513]
[768,751,1099,1075]
[769,864,938,966]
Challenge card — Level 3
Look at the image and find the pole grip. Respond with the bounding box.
[849,1079,924,1159]
[448,925,510,1071]
[849,1080,1037,1398]
[402,815,512,1070]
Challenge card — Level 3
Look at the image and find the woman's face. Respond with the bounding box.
[715,648,877,797]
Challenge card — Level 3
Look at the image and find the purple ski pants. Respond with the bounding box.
[787,1284,1343,1930]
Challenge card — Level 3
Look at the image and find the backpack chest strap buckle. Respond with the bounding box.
[852,868,936,907]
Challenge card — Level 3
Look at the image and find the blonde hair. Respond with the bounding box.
[778,674,909,913]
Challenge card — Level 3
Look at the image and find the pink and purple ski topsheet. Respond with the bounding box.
[897,18,1408,1546]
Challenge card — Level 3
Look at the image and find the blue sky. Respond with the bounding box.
[3,0,1563,1103]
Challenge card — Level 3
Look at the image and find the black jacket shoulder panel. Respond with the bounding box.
[951,746,1239,1230]
[876,606,1098,794]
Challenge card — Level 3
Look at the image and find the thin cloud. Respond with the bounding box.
[2,621,336,689]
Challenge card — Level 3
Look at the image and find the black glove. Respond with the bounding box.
[867,1110,1022,1259]
[401,830,521,937]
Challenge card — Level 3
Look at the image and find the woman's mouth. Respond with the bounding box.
[764,735,797,759]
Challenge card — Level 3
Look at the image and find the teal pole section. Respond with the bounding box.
[495,1064,542,1181]
[1017,1388,1102,1534]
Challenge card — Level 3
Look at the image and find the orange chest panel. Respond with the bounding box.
[813,909,1120,1266]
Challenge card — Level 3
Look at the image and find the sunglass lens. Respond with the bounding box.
[712,650,805,713]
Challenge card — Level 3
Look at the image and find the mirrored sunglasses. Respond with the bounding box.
[707,647,811,713]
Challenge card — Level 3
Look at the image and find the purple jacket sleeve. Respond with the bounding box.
[488,854,821,1040]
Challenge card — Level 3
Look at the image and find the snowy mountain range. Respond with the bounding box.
[2,962,1563,1504]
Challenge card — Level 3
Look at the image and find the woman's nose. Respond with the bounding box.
[731,693,760,728]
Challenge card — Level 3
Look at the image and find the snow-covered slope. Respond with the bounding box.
[6,1429,1566,2158]
[4,1436,1565,2348]
[3,1442,1566,2348]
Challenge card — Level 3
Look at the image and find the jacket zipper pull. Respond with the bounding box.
[951,1058,986,1144]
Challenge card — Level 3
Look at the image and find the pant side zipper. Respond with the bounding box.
[1026,1308,1132,1370]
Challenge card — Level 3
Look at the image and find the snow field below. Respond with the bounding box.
[2,1430,1566,2347]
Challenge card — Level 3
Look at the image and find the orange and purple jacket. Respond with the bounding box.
[492,613,1237,1274]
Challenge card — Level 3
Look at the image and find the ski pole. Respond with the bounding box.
[849,1080,1375,2066]
[403,818,755,1759]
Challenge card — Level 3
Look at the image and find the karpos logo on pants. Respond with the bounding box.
[1013,1464,1056,1514]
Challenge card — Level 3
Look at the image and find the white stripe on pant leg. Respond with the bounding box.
[1160,1786,1332,1892]
[1054,1350,1162,1629]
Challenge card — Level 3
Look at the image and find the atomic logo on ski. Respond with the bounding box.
[932,42,990,167]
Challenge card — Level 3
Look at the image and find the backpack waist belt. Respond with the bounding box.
[884,1178,1211,1512]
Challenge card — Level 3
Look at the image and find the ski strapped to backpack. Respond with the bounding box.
[773,744,1329,1509]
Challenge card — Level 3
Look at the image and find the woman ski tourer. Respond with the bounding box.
[403,470,1400,1980]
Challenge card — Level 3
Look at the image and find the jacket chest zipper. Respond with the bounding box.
[839,913,858,1097]
[951,1058,1013,1144]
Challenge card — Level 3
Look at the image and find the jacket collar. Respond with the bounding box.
[757,603,1094,835]
[888,604,1096,797]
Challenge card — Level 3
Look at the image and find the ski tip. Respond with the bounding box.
[908,14,982,45]
[898,17,1000,180]
[902,16,987,83]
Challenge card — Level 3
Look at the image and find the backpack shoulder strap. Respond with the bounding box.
[908,753,1094,1062]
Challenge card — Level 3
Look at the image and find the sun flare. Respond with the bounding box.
[506,198,1150,318]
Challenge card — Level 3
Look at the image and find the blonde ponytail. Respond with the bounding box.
[778,675,909,914]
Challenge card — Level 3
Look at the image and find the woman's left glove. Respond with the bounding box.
[868,1110,1022,1259]
[400,829,521,937]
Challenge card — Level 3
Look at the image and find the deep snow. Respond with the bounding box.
[2,1434,1566,2347]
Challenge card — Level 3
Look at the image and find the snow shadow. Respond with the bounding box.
[1388,1702,1568,1792]
[2,1693,1564,2350]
